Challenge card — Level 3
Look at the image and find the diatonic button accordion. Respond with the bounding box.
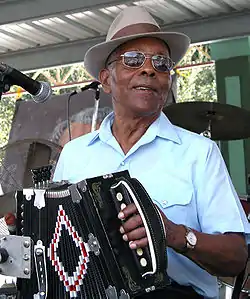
[15,170,170,299]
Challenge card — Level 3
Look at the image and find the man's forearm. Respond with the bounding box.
[165,220,248,277]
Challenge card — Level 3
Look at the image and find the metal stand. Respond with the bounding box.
[91,86,100,132]
[200,119,212,139]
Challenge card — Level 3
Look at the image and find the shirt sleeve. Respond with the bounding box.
[196,141,250,239]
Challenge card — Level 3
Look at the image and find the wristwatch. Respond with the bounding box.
[185,226,197,250]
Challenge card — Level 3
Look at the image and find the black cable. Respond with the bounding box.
[66,91,77,142]
[65,81,100,142]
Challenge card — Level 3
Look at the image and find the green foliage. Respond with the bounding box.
[0,96,16,147]
[177,65,217,102]
[176,45,217,103]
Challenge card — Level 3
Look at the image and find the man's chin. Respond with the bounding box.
[131,106,161,117]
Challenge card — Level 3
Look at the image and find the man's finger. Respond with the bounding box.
[129,237,148,249]
[118,203,137,219]
[121,214,143,232]
[122,226,146,242]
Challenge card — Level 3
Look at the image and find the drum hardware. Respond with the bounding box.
[163,101,250,140]
[200,119,212,139]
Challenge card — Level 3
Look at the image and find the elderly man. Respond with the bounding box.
[54,6,249,299]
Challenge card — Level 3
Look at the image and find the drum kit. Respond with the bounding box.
[0,101,250,298]
[163,101,250,141]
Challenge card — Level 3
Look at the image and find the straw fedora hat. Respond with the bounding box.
[84,6,190,79]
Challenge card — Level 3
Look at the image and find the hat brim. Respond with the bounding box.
[84,31,190,79]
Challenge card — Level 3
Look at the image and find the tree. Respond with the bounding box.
[176,45,217,103]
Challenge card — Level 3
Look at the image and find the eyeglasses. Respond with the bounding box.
[107,51,175,73]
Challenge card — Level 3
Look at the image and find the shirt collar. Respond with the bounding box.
[87,111,181,146]
[87,112,114,146]
[157,112,181,144]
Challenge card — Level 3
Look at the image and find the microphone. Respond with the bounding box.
[80,81,100,91]
[0,62,52,103]
[69,81,100,96]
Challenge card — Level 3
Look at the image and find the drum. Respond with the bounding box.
[219,197,250,296]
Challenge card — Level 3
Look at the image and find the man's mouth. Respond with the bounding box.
[133,85,156,92]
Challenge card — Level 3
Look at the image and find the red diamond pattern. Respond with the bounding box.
[48,205,90,298]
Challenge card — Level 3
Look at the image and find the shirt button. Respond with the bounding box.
[162,200,168,205]
[120,161,125,166]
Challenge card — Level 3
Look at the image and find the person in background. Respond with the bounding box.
[51,106,112,147]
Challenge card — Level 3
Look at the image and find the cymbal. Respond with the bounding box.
[163,101,250,140]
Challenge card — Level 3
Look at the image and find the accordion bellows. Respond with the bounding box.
[16,170,170,298]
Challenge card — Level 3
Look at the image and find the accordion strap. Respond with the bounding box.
[111,177,168,277]
[129,178,168,274]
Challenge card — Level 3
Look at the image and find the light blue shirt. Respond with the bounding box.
[54,111,250,299]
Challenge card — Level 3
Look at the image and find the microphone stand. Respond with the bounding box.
[66,81,100,141]
[91,86,100,132]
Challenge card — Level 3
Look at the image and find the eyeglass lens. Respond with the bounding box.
[122,51,173,72]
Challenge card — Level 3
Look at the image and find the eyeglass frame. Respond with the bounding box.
[106,51,175,73]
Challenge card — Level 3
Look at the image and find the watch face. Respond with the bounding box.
[187,231,197,246]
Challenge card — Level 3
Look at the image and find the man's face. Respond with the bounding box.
[99,37,172,116]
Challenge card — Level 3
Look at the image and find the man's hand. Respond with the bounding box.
[118,202,248,277]
[118,203,147,249]
[118,202,182,250]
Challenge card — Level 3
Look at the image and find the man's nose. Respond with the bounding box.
[140,58,156,77]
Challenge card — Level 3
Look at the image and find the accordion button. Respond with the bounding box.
[136,248,143,256]
[116,193,123,201]
[121,203,127,210]
[140,258,147,267]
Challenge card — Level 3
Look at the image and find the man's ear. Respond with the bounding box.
[99,69,111,94]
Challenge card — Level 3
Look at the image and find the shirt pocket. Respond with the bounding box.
[148,179,194,226]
